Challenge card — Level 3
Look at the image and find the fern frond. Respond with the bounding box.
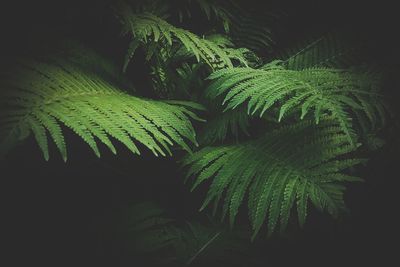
[207,66,383,146]
[174,34,260,69]
[0,57,200,161]
[115,3,235,70]
[199,106,250,145]
[225,1,281,56]
[183,118,365,237]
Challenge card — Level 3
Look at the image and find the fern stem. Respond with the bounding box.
[185,231,221,265]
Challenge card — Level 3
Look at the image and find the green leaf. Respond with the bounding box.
[0,55,199,160]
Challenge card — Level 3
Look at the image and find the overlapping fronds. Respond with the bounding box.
[206,34,261,67]
[115,2,235,71]
[0,1,388,247]
[124,201,257,266]
[134,33,256,98]
[176,0,278,54]
[183,119,365,238]
[175,34,259,68]
[225,1,281,56]
[0,57,201,161]
[185,0,280,55]
[207,66,383,146]
[199,107,250,145]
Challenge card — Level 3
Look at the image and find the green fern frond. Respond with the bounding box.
[205,34,235,48]
[207,66,383,146]
[183,118,365,238]
[199,106,250,145]
[203,34,260,67]
[175,34,260,68]
[115,3,235,70]
[0,57,200,161]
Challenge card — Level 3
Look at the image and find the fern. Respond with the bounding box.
[175,0,278,55]
[206,34,261,67]
[175,34,257,68]
[0,56,201,161]
[181,0,233,33]
[206,66,383,146]
[155,34,256,97]
[183,118,365,238]
[115,2,235,71]
[1,0,389,248]
[173,63,207,99]
[123,201,258,266]
[199,106,250,145]
[226,1,280,56]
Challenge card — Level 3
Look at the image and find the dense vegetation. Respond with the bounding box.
[1,1,399,266]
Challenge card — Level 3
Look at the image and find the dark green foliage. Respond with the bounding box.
[123,201,259,266]
[183,118,365,237]
[227,2,280,55]
[115,3,235,71]
[0,53,201,161]
[206,66,384,147]
[0,0,390,252]
[177,0,234,33]
[277,32,365,70]
[198,106,250,145]
[185,0,280,55]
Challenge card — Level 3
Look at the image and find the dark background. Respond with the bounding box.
[1,1,399,266]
